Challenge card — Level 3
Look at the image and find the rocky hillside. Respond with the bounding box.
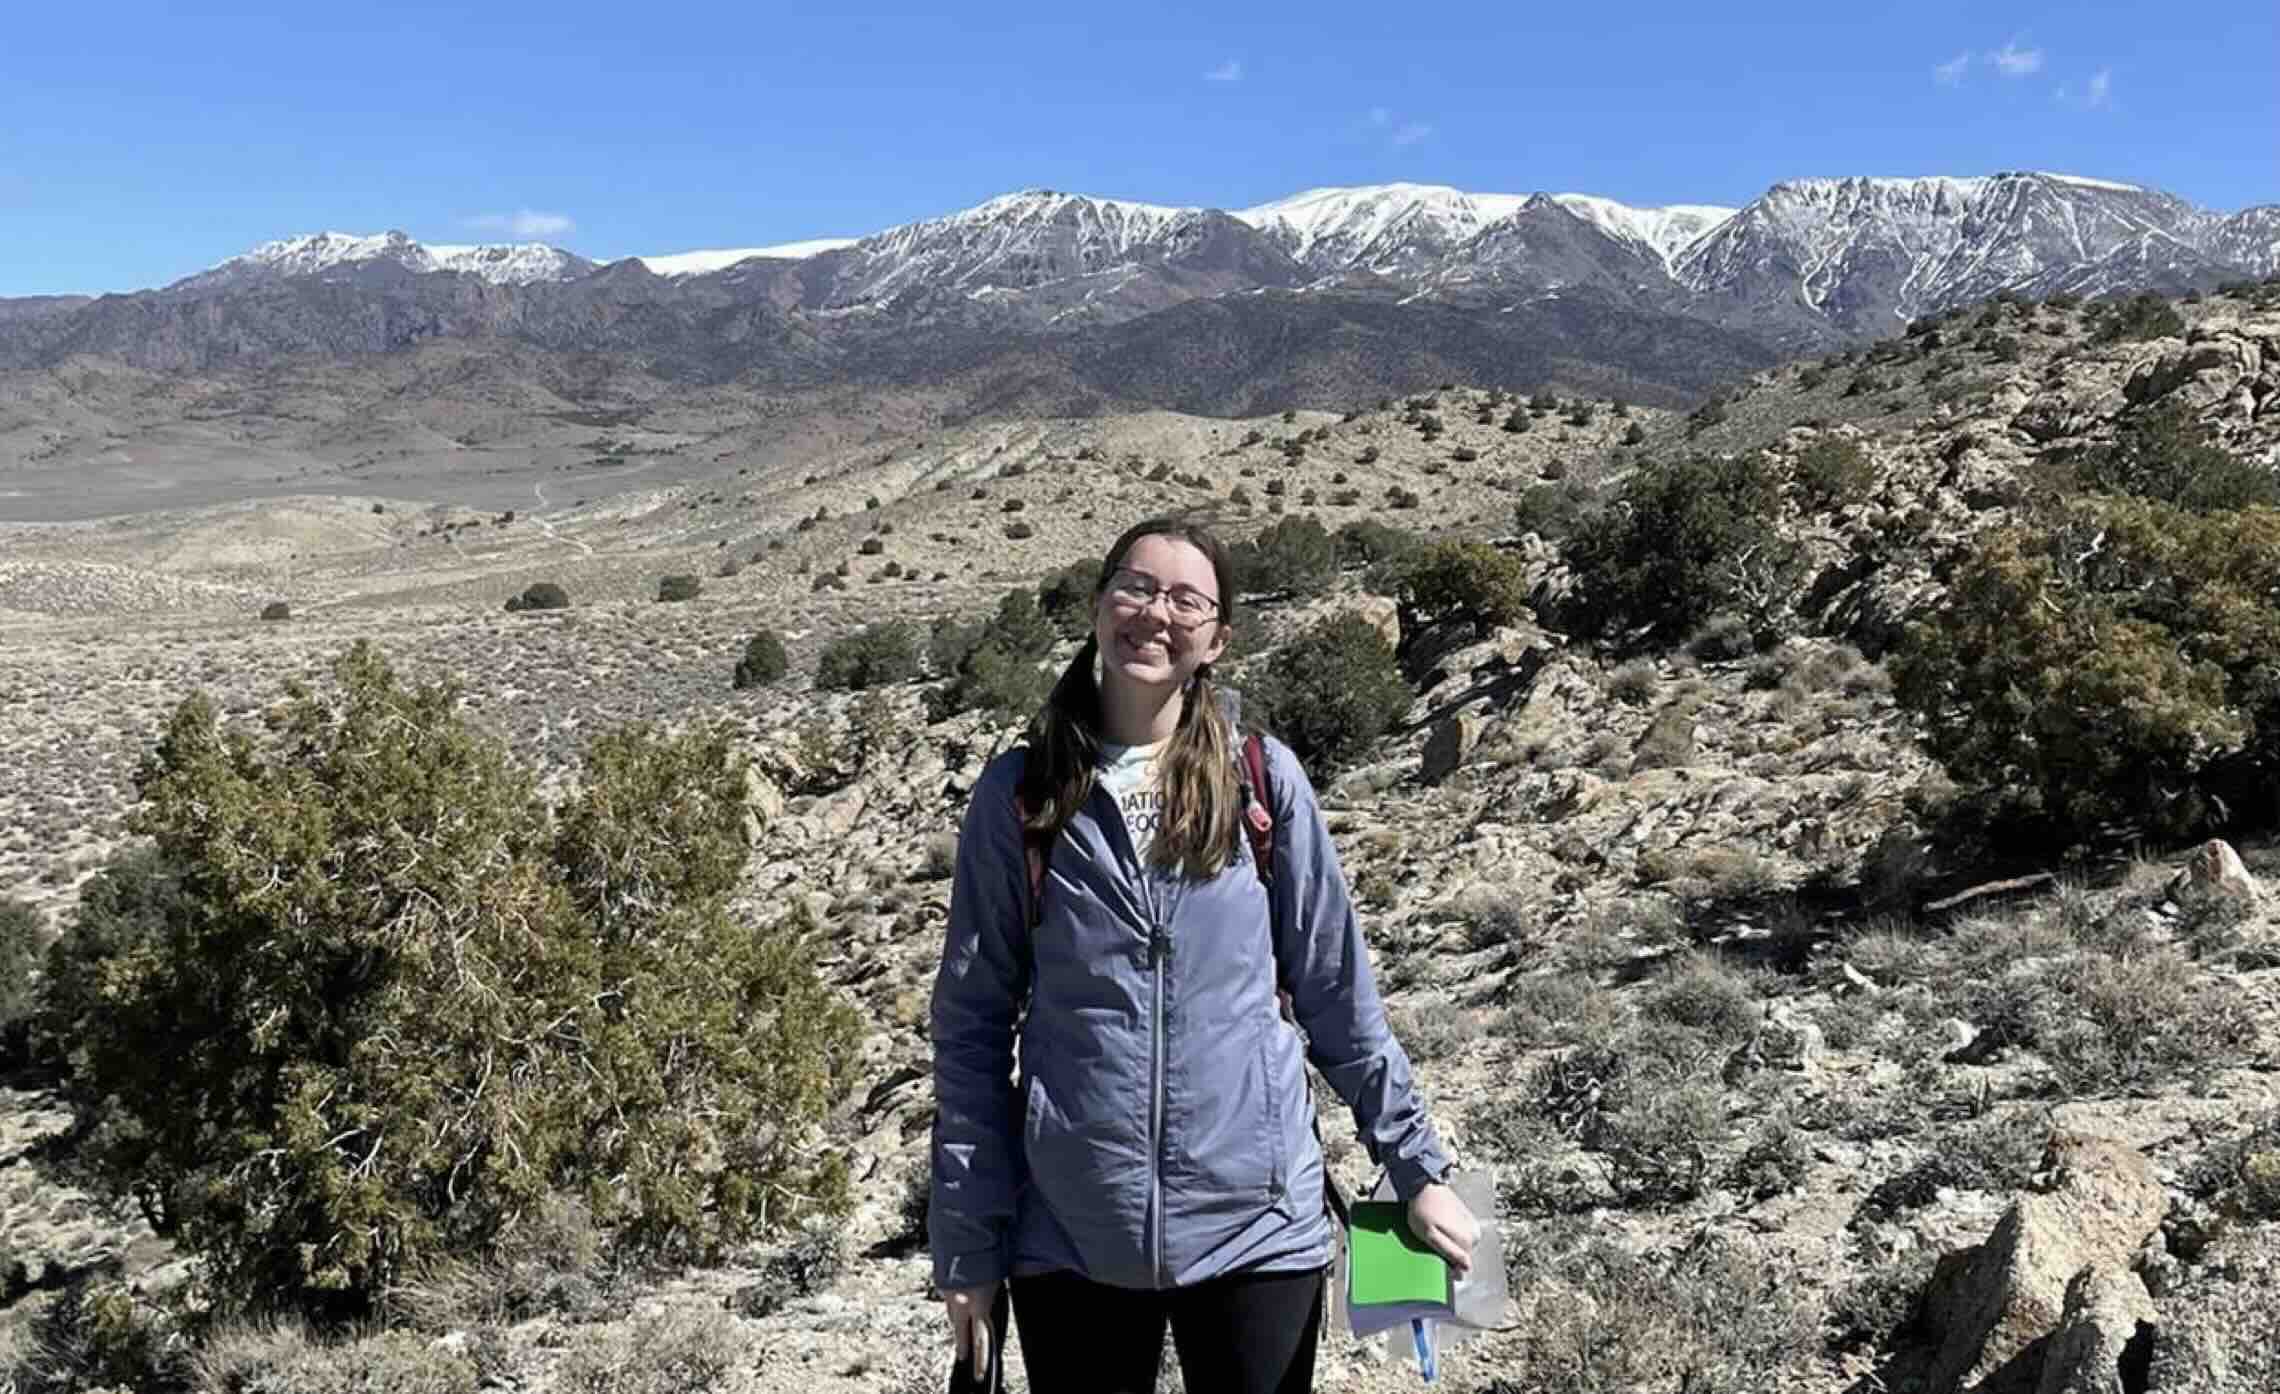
[0,283,2276,1392]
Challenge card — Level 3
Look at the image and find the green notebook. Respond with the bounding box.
[1345,1201,1454,1309]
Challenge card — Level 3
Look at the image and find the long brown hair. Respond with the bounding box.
[1018,517,1244,879]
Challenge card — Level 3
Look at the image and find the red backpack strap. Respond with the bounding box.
[1239,731,1275,886]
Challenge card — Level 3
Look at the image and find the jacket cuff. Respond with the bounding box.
[1384,1142,1453,1202]
[933,1243,1009,1293]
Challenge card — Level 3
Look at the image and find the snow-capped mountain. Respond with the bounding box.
[426,242,598,285]
[2207,208,2280,279]
[175,231,595,291]
[814,190,1207,307]
[1235,185,1527,276]
[1673,172,2262,335]
[24,172,2271,389]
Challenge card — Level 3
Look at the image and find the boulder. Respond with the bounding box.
[1919,1132,2166,1393]
[1420,713,1482,785]
[2165,838,2260,905]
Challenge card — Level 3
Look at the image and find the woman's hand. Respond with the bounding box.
[1407,1182,1479,1277]
[943,1280,1001,1381]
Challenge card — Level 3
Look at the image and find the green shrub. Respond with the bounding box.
[12,1279,191,1393]
[1643,952,1761,1046]
[1893,496,2280,840]
[1245,614,1412,776]
[1513,479,1595,542]
[1035,559,1099,638]
[1232,514,1337,598]
[0,898,40,1058]
[2090,292,2185,344]
[1564,452,1797,642]
[733,629,790,689]
[2060,404,2280,512]
[656,574,701,603]
[928,630,1052,727]
[37,845,192,1073]
[816,622,920,691]
[1792,437,1875,508]
[738,1221,849,1317]
[1384,540,1531,645]
[504,582,570,613]
[58,646,858,1319]
[1334,519,1420,571]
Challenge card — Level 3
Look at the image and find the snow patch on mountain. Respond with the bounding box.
[636,240,857,277]
[1549,194,1738,268]
[2037,173,2145,193]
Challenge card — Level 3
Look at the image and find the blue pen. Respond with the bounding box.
[1412,1318,1436,1383]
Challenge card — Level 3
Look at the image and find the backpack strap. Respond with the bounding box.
[1235,731,1275,887]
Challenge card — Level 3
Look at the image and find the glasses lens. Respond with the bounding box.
[1170,592,1215,620]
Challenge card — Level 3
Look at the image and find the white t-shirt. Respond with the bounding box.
[1097,738,1167,865]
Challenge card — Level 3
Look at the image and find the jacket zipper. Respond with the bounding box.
[1149,909,1169,1288]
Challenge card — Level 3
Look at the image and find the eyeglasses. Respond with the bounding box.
[1104,567,1221,625]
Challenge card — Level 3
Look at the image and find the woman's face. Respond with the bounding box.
[1094,533,1230,696]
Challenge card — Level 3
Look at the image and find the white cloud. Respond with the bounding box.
[1989,38,2043,77]
[1204,59,1242,82]
[1933,51,1971,85]
[469,210,576,240]
[2059,67,2116,110]
[1391,121,1433,147]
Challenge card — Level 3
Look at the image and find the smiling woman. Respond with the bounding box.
[928,516,1478,1394]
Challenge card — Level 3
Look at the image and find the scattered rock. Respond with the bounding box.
[2144,1224,2280,1393]
[1919,1132,2166,1394]
[2165,838,2260,905]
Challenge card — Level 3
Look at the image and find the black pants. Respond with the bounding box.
[1009,1266,1325,1394]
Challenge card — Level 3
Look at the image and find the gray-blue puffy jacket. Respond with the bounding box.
[928,731,1450,1292]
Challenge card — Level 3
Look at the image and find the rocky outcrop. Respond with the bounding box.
[2164,838,2261,906]
[1918,1133,2166,1394]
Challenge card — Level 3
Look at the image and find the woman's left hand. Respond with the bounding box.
[1407,1182,1480,1277]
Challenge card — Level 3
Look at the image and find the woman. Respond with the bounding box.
[930,517,1476,1394]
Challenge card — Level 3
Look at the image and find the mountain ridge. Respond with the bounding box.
[3,171,2272,420]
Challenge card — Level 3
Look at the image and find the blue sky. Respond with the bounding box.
[3,0,2273,296]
